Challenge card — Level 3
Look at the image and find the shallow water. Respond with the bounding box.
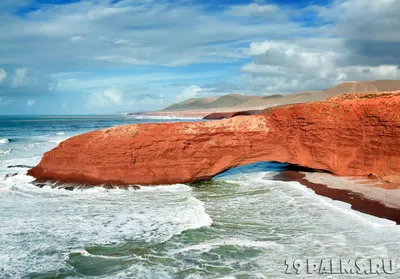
[1,116,400,278]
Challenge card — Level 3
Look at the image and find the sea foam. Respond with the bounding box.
[0,148,11,155]
[0,176,212,277]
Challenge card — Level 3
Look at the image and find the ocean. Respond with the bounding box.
[1,115,400,279]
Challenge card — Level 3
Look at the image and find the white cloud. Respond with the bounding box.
[90,85,124,106]
[0,0,299,71]
[94,56,150,65]
[27,99,35,106]
[70,36,84,42]
[175,85,202,102]
[1,0,400,114]
[0,69,7,84]
[12,67,28,88]
[241,39,400,93]
[311,0,400,67]
[227,3,283,19]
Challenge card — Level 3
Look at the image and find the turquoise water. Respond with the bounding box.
[1,116,400,278]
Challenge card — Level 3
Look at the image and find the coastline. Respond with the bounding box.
[273,170,400,224]
[128,107,267,119]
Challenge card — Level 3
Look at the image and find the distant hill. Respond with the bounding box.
[161,80,400,112]
[164,97,218,111]
[163,94,256,111]
[323,80,400,98]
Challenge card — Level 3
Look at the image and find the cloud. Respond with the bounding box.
[27,99,35,106]
[94,56,150,65]
[0,69,7,84]
[241,39,400,93]
[175,85,203,102]
[1,0,400,114]
[0,66,56,100]
[236,0,400,93]
[70,36,84,42]
[226,3,283,19]
[314,0,400,67]
[12,67,28,88]
[0,0,299,71]
[90,85,123,106]
[0,0,32,12]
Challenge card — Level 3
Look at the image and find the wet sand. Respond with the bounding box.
[273,170,400,224]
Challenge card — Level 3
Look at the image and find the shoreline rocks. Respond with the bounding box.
[203,110,262,120]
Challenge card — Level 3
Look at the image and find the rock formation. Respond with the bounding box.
[28,92,400,186]
[203,110,261,120]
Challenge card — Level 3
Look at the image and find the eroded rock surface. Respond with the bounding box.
[28,92,400,186]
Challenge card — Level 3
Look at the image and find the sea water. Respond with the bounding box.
[1,115,400,279]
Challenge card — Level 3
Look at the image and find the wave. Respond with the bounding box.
[0,138,9,144]
[0,148,11,155]
[69,249,132,260]
[296,183,397,227]
[170,238,283,255]
[48,139,64,145]
[54,132,65,136]
[0,177,213,277]
[262,176,395,227]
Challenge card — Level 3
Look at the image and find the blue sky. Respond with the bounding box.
[0,0,399,115]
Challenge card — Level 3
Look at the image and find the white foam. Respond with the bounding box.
[0,148,11,155]
[220,170,400,229]
[137,183,192,192]
[48,139,64,145]
[54,132,65,136]
[282,180,397,227]
[1,156,42,169]
[69,249,133,260]
[47,136,69,145]
[170,238,283,255]
[0,138,9,144]
[0,175,212,277]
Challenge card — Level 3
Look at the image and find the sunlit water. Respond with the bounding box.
[1,116,400,279]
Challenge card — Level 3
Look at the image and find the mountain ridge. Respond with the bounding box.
[160,80,400,112]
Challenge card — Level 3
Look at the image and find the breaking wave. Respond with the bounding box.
[0,148,11,155]
[0,138,9,144]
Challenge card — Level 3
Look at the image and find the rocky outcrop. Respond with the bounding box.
[203,110,262,120]
[202,111,237,120]
[28,92,400,186]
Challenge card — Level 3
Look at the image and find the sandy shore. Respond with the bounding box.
[273,171,400,224]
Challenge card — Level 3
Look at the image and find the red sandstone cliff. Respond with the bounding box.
[28,92,400,186]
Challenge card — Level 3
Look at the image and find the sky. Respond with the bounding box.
[0,0,399,115]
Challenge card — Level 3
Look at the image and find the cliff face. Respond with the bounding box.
[28,92,400,186]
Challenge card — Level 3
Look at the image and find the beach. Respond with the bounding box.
[1,116,400,278]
